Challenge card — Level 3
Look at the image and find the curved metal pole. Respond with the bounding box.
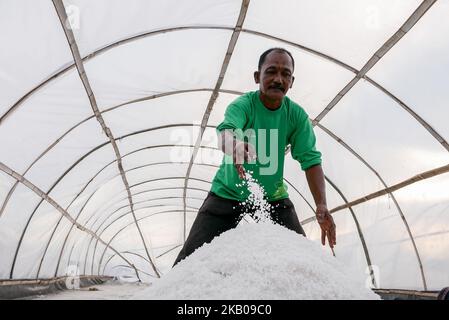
[316,124,428,289]
[102,244,183,276]
[1,20,445,153]
[302,165,449,287]
[54,179,208,279]
[324,177,377,288]
[0,89,236,219]
[96,186,209,221]
[88,204,199,276]
[110,265,155,278]
[40,157,215,279]
[11,129,209,278]
[67,157,217,231]
[78,205,198,274]
[0,162,140,281]
[79,196,204,276]
[121,251,160,275]
[182,0,250,242]
[52,0,160,278]
[313,0,437,123]
[97,209,197,276]
[84,198,202,276]
[66,207,198,278]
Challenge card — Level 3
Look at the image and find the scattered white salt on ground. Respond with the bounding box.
[35,279,148,300]
[133,222,380,300]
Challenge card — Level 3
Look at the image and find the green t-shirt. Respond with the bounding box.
[211,91,322,201]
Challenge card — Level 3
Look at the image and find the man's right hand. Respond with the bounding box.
[219,130,257,179]
[233,140,257,179]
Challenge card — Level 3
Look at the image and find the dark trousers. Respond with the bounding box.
[173,192,306,266]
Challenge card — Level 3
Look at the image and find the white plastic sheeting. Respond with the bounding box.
[1,0,448,291]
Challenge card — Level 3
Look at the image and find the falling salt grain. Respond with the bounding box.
[233,171,274,223]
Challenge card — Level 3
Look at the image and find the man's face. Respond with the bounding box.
[254,51,295,102]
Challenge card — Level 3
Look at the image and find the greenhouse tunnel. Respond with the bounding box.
[0,0,449,299]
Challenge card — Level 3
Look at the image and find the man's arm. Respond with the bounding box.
[305,164,336,248]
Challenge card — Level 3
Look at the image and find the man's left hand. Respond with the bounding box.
[316,204,336,249]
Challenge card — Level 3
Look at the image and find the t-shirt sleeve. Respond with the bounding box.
[216,96,249,133]
[289,109,322,171]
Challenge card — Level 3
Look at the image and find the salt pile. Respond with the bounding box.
[133,222,379,300]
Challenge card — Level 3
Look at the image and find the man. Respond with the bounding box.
[173,48,336,266]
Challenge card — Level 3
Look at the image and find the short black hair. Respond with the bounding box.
[258,48,295,71]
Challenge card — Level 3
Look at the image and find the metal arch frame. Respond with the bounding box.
[85,201,200,276]
[96,205,252,274]
[117,251,161,277]
[4,102,428,284]
[2,13,447,220]
[56,177,208,278]
[155,244,183,260]
[36,186,208,278]
[182,0,251,242]
[66,197,202,277]
[86,186,208,233]
[1,9,444,267]
[79,176,211,238]
[85,201,201,276]
[87,204,198,276]
[174,0,435,289]
[4,98,432,289]
[64,207,199,279]
[54,147,215,232]
[321,164,449,217]
[323,177,377,288]
[301,164,449,284]
[10,129,210,279]
[102,244,183,276]
[54,178,209,279]
[110,265,155,278]
[1,21,446,153]
[67,157,217,227]
[0,1,441,287]
[96,209,198,276]
[0,162,141,281]
[0,89,237,219]
[313,0,438,136]
[315,124,428,289]
[38,147,217,279]
[90,187,208,223]
[52,0,159,278]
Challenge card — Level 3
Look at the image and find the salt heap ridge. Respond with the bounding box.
[134,222,379,300]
